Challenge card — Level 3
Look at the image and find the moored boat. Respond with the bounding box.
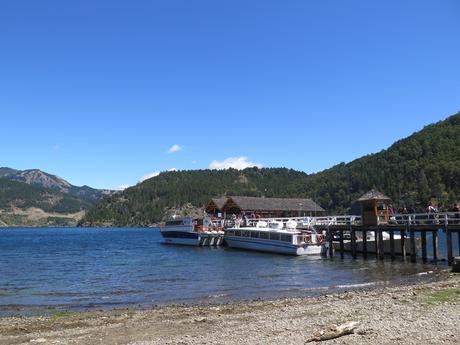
[224,219,328,255]
[160,216,224,246]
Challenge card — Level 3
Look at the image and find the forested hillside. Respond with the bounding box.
[306,112,460,213]
[81,112,460,226]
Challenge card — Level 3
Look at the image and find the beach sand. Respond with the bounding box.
[1,271,459,345]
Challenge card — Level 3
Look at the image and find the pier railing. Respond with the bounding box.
[389,212,460,226]
[221,212,460,228]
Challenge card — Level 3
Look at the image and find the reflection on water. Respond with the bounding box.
[0,228,453,316]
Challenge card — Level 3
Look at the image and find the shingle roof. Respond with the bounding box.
[224,196,324,212]
[210,197,227,209]
[357,189,391,201]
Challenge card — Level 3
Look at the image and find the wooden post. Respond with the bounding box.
[458,231,460,257]
[401,224,407,260]
[410,228,416,263]
[432,230,438,262]
[446,224,453,265]
[339,228,344,259]
[378,228,384,260]
[389,230,395,260]
[351,226,357,259]
[328,226,334,258]
[375,228,380,259]
[362,229,367,259]
[421,231,427,263]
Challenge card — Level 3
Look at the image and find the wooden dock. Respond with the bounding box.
[312,213,460,265]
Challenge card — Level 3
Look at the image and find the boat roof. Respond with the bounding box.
[227,227,301,234]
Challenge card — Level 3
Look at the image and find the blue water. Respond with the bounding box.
[0,227,456,316]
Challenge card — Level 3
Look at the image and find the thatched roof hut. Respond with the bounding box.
[357,189,391,202]
[357,189,392,226]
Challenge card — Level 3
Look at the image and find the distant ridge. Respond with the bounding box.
[0,168,114,227]
[81,111,460,227]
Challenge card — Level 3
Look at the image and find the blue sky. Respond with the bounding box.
[1,0,459,190]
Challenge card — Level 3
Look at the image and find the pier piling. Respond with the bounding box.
[339,229,344,259]
[378,229,384,260]
[432,230,438,262]
[327,227,333,258]
[446,225,453,265]
[410,228,416,263]
[362,229,367,259]
[421,232,427,263]
[389,230,395,261]
[351,226,357,259]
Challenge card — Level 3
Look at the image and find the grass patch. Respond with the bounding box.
[0,293,15,297]
[49,310,76,319]
[426,288,460,304]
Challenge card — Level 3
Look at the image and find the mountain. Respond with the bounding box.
[81,111,460,227]
[304,112,460,213]
[0,168,113,201]
[0,168,114,227]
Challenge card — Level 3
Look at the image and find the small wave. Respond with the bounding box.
[207,293,228,298]
[416,271,434,276]
[334,281,382,289]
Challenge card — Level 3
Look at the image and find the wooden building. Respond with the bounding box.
[357,189,392,226]
[212,196,325,218]
[205,197,228,215]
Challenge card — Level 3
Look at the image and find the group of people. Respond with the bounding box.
[385,202,460,215]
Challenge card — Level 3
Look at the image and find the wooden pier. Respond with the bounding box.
[312,213,460,265]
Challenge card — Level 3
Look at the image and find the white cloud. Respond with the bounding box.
[208,156,263,170]
[168,168,178,172]
[140,171,160,182]
[117,184,130,190]
[168,144,183,153]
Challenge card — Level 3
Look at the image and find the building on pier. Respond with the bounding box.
[357,189,392,226]
[205,196,325,218]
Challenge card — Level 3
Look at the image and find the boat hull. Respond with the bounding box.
[225,236,326,256]
[160,230,224,246]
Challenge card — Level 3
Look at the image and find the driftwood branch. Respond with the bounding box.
[306,321,359,342]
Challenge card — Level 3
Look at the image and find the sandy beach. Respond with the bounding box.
[0,270,459,345]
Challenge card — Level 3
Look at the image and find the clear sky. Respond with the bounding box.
[1,0,459,190]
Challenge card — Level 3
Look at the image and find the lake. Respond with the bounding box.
[0,227,454,316]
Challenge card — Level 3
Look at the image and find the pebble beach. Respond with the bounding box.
[1,270,459,345]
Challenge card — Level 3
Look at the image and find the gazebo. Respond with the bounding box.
[357,189,392,226]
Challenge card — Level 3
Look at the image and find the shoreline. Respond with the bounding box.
[0,266,446,318]
[1,270,459,345]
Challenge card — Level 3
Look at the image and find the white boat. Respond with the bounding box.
[224,219,328,256]
[160,216,224,246]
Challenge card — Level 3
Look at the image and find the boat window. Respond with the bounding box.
[269,233,280,241]
[250,231,259,238]
[165,220,183,226]
[280,234,292,242]
[226,230,235,236]
[242,231,250,237]
[234,230,241,237]
[259,232,269,239]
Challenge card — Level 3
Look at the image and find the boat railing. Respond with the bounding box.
[231,215,362,229]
